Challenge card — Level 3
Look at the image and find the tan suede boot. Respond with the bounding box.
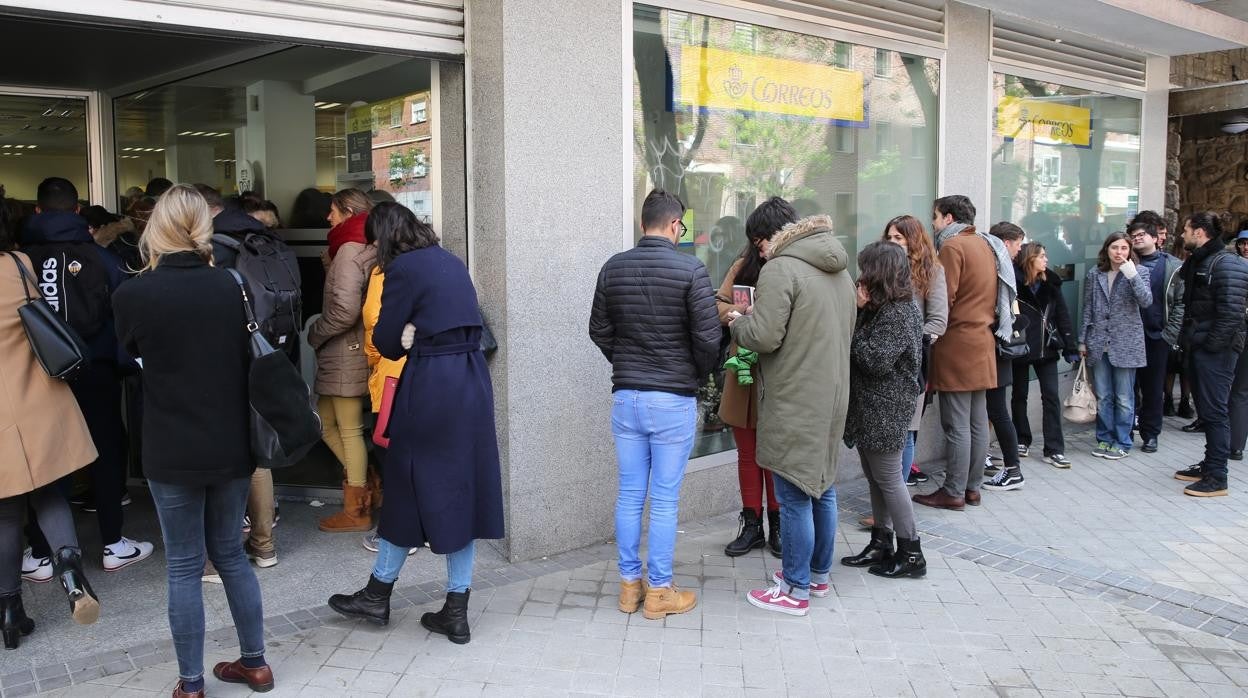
[642,585,696,620]
[318,482,372,532]
[618,579,649,613]
[366,467,383,510]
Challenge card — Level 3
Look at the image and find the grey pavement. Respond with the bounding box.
[9,410,1248,697]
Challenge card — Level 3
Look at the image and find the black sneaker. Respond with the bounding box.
[1175,463,1204,482]
[906,469,929,486]
[1184,476,1228,497]
[81,492,131,513]
[983,469,1024,491]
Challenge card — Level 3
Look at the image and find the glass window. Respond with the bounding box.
[910,125,925,159]
[990,72,1141,345]
[875,48,891,77]
[875,122,892,153]
[633,4,940,457]
[411,100,427,124]
[668,11,689,43]
[389,102,402,128]
[0,93,89,204]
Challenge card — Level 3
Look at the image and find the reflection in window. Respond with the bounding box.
[875,48,891,77]
[633,4,939,458]
[990,72,1142,346]
[411,100,427,124]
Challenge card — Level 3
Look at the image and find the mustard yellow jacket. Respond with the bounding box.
[363,267,407,411]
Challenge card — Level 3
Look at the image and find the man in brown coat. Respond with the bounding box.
[914,195,999,511]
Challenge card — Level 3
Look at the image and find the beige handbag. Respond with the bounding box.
[1062,359,1097,424]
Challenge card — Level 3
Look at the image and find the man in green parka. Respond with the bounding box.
[730,213,855,616]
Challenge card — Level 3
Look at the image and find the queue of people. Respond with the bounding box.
[590,188,1248,619]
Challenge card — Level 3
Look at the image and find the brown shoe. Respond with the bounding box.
[618,579,649,613]
[172,682,205,698]
[318,482,372,532]
[964,490,981,506]
[912,490,965,511]
[642,584,697,620]
[213,659,275,692]
[366,466,383,510]
[858,516,875,529]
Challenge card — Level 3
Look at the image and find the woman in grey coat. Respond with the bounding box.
[1080,231,1152,459]
[842,242,926,579]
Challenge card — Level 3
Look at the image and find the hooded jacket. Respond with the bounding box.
[20,210,125,364]
[210,207,267,268]
[730,215,855,497]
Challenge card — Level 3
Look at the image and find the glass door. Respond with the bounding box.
[0,92,91,210]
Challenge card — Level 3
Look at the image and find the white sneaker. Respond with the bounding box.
[103,537,154,571]
[21,547,52,583]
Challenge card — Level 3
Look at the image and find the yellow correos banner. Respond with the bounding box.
[347,105,374,134]
[677,45,864,123]
[997,97,1091,147]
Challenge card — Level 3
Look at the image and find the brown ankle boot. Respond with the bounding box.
[618,579,649,613]
[642,584,696,620]
[319,482,372,532]
[366,467,383,510]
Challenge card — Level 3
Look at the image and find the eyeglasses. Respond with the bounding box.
[674,219,688,237]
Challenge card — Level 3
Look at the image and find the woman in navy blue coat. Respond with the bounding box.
[329,203,503,644]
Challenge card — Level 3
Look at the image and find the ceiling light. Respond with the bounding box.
[1222,119,1248,134]
[26,145,35,149]
[60,110,71,117]
[316,102,342,110]
[41,109,52,116]
[178,131,193,136]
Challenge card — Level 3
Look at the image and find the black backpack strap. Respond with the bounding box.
[225,268,260,333]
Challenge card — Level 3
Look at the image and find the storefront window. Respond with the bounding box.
[632,5,940,458]
[0,93,89,204]
[990,73,1142,338]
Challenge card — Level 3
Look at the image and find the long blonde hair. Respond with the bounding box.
[139,183,213,271]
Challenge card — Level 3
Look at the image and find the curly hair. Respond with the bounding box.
[882,214,939,297]
[857,240,913,312]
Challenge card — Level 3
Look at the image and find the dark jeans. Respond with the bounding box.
[1191,348,1241,481]
[1011,359,1065,455]
[149,476,264,682]
[1136,337,1171,442]
[986,385,1019,469]
[1231,346,1248,454]
[1,487,77,594]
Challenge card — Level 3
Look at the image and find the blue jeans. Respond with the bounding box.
[611,390,696,587]
[149,477,264,682]
[372,538,476,592]
[900,431,916,484]
[772,473,836,602]
[1093,352,1136,450]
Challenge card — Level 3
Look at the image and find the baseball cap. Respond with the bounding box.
[1237,230,1248,241]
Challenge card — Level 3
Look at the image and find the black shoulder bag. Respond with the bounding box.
[227,269,322,468]
[8,252,90,380]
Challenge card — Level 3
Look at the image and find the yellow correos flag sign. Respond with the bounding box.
[677,45,864,123]
[997,97,1091,147]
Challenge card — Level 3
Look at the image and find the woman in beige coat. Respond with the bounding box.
[0,201,101,649]
[310,189,378,532]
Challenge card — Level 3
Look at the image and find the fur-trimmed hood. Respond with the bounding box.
[769,215,847,274]
[93,218,135,247]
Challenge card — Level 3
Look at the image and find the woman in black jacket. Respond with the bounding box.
[841,242,925,579]
[112,185,272,698]
[1010,242,1079,470]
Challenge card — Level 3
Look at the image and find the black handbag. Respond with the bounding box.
[995,313,1031,361]
[227,269,322,468]
[8,253,89,380]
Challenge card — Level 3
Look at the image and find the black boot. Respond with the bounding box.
[841,528,894,568]
[1177,400,1195,419]
[869,537,926,578]
[766,510,782,558]
[421,590,471,644]
[1,592,35,650]
[723,509,764,557]
[329,575,393,626]
[1163,396,1175,417]
[52,547,99,625]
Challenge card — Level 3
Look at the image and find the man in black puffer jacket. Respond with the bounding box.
[1174,212,1248,497]
[589,188,719,621]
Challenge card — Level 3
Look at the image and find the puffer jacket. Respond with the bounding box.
[844,299,923,454]
[730,216,856,498]
[1181,237,1248,354]
[589,236,720,396]
[1015,266,1076,362]
[309,241,377,396]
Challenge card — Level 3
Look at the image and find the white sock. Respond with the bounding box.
[107,538,134,555]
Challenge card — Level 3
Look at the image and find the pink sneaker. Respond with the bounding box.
[772,571,830,597]
[747,585,809,616]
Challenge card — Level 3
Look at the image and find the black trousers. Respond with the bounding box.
[1136,337,1171,442]
[29,361,127,555]
[1191,348,1241,481]
[1011,359,1065,456]
[1232,346,1248,453]
[3,487,78,594]
[986,385,1020,469]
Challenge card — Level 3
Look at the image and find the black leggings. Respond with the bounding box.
[1,486,78,594]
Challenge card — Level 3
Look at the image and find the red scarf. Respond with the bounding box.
[327,212,368,259]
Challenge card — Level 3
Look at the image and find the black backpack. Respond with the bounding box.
[20,242,113,342]
[213,232,302,363]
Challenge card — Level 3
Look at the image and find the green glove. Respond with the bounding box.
[723,348,759,386]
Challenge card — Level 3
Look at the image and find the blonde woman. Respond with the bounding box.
[310,189,377,531]
[113,185,273,697]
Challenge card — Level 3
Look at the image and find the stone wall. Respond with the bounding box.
[1176,130,1248,231]
[1171,49,1248,88]
[1166,119,1181,232]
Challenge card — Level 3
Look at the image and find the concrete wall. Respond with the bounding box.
[939,1,993,229]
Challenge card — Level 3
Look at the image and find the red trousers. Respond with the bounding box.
[733,427,778,513]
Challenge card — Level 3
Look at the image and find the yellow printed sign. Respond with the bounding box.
[997,97,1091,147]
[347,105,374,134]
[677,45,864,123]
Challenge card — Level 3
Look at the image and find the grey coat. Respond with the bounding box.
[1080,265,1153,369]
[844,299,924,453]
